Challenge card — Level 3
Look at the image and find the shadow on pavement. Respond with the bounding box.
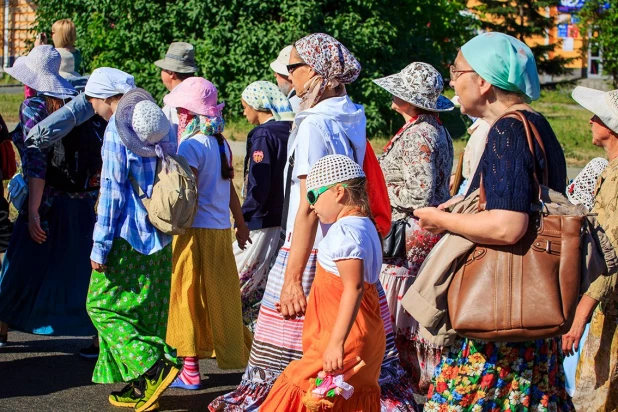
[0,353,96,399]
[0,336,91,354]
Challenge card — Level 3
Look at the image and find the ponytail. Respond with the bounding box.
[214,133,234,180]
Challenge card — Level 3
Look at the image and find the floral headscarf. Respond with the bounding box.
[241,81,295,121]
[177,107,225,142]
[294,33,361,111]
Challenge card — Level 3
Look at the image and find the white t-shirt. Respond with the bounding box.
[178,133,231,229]
[283,96,367,248]
[317,216,381,284]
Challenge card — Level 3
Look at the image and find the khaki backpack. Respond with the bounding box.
[130,153,198,235]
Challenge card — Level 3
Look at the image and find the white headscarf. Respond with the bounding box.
[85,67,135,99]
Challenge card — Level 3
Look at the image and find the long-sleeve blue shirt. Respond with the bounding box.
[90,114,171,264]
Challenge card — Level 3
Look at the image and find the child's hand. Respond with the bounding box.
[322,341,344,374]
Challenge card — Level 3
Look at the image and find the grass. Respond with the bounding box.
[0,87,605,167]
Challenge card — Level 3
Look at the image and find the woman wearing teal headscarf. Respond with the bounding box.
[411,32,573,410]
[236,81,294,331]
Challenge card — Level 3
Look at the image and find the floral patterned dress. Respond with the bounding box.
[378,114,453,393]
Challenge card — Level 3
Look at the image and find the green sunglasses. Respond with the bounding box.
[306,183,348,205]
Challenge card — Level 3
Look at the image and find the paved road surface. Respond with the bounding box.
[0,332,243,411]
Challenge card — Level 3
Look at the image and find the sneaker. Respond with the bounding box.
[78,343,99,359]
[134,359,179,412]
[108,380,158,410]
[169,376,202,390]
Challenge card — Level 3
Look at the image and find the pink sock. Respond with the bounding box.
[179,356,200,385]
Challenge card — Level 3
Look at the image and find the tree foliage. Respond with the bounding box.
[579,0,618,87]
[472,0,573,76]
[33,0,475,136]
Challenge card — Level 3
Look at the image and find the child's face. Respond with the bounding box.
[87,97,114,121]
[241,100,260,125]
[309,184,344,224]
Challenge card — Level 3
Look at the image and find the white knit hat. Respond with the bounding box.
[572,86,618,134]
[306,155,365,191]
[566,157,608,211]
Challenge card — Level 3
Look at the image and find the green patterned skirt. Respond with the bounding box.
[86,238,177,383]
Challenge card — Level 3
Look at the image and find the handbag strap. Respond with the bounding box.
[479,111,549,209]
[280,151,295,241]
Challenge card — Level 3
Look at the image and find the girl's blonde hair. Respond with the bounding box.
[342,177,383,242]
[51,19,76,49]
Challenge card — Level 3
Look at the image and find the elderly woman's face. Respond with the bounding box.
[288,47,315,95]
[590,115,614,148]
[450,51,481,117]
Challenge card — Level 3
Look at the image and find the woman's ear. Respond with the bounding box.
[477,76,493,97]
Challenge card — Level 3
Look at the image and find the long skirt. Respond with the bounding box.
[86,239,176,383]
[379,217,442,393]
[167,228,252,369]
[260,264,385,411]
[209,247,420,412]
[574,299,618,411]
[0,195,96,336]
[426,337,575,411]
[234,226,281,332]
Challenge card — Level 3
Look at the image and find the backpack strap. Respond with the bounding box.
[128,173,149,202]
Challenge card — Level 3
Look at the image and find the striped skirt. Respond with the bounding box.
[209,248,419,411]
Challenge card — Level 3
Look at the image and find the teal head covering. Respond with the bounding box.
[461,32,540,102]
[241,81,295,121]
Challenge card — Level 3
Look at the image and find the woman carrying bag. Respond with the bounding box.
[413,32,574,410]
[374,62,454,393]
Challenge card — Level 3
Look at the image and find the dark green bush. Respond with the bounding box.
[34,0,475,137]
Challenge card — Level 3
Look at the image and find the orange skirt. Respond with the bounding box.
[261,263,386,412]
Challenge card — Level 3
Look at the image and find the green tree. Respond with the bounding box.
[579,0,618,87]
[33,0,475,136]
[472,0,572,75]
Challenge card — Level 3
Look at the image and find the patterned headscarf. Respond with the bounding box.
[177,107,225,142]
[241,81,295,121]
[294,33,361,111]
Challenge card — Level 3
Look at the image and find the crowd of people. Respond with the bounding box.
[0,17,616,412]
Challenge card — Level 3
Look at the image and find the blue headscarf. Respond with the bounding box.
[241,81,295,121]
[461,32,540,102]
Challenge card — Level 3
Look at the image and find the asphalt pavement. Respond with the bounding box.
[0,332,244,411]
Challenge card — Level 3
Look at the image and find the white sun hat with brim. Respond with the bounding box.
[270,45,293,77]
[115,88,171,158]
[5,45,76,99]
[572,86,618,134]
[306,154,365,192]
[373,62,454,112]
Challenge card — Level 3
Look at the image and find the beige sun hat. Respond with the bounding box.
[154,42,199,74]
[270,45,293,76]
[572,86,618,134]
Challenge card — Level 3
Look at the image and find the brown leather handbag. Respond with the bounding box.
[447,111,583,342]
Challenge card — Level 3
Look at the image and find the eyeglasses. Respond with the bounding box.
[306,183,347,205]
[449,65,475,80]
[286,62,307,74]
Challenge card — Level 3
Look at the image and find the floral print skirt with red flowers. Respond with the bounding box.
[425,337,574,411]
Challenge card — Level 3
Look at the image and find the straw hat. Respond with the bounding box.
[373,62,454,112]
[115,88,170,158]
[5,45,75,98]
